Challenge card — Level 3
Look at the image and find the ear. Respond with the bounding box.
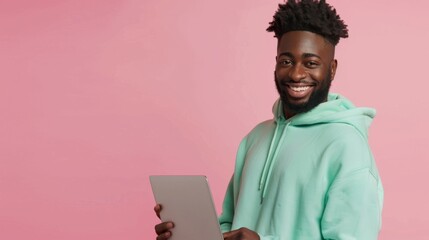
[330,59,338,81]
[275,55,279,69]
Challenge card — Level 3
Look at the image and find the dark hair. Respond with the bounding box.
[266,0,348,46]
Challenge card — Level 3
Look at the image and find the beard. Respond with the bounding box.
[274,70,332,116]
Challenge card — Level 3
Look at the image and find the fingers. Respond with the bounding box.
[156,230,172,240]
[223,229,240,239]
[155,221,174,235]
[154,204,174,240]
[154,204,162,219]
[155,222,174,240]
[223,228,260,240]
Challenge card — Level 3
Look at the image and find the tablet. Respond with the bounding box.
[150,175,224,240]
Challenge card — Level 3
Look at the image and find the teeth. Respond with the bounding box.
[290,86,310,92]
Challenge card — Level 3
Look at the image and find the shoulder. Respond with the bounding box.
[244,119,276,144]
[312,121,369,143]
[321,123,375,176]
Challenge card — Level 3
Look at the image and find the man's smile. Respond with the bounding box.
[289,86,311,92]
[286,85,314,98]
[281,81,316,99]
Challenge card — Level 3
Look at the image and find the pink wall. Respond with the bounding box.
[1,0,428,239]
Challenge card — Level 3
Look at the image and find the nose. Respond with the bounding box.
[288,64,307,81]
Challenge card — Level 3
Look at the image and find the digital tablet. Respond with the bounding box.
[150,175,224,240]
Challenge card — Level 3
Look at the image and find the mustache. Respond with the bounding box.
[276,78,317,86]
[282,80,316,85]
[273,71,317,86]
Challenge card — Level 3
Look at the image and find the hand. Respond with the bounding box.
[223,227,260,240]
[154,204,175,240]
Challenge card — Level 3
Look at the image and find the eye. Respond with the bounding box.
[306,61,320,68]
[278,59,293,66]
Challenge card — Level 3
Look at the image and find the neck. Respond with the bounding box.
[283,106,296,119]
[282,97,329,119]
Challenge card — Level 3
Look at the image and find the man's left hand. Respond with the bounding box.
[223,227,260,240]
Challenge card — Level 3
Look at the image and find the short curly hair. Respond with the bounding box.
[266,0,348,46]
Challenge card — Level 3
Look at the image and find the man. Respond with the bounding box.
[154,0,383,239]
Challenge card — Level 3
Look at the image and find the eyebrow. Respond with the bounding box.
[278,52,321,59]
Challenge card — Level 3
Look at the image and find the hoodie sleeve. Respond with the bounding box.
[320,131,383,240]
[219,177,234,233]
[321,169,382,239]
[219,137,249,233]
[220,186,281,240]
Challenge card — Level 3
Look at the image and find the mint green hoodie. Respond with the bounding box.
[219,93,383,240]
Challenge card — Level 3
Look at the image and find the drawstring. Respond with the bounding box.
[259,123,280,191]
[259,118,290,203]
[259,122,290,203]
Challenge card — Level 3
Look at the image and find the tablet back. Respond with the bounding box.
[150,175,224,240]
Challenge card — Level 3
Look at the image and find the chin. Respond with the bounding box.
[287,96,311,106]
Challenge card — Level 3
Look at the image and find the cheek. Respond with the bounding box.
[310,70,327,83]
[275,68,288,79]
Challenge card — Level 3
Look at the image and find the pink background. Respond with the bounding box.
[1,0,428,239]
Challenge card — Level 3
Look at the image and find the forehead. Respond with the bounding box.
[277,31,334,59]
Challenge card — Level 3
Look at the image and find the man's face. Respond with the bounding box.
[275,31,337,116]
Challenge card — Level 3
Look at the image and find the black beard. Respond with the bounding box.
[274,70,332,116]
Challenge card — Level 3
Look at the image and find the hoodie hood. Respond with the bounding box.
[272,93,376,138]
[259,93,376,202]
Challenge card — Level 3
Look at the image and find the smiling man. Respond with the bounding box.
[275,30,337,118]
[154,0,383,239]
